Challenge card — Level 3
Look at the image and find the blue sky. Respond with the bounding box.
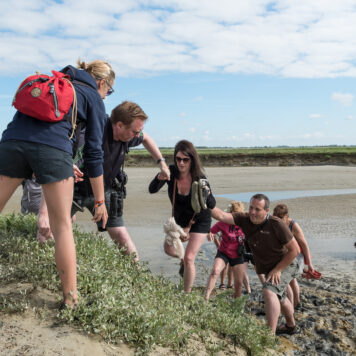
[1,0,356,147]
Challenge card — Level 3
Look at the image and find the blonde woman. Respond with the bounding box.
[205,201,250,301]
[0,59,115,308]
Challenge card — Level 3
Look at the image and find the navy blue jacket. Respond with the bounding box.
[1,65,105,178]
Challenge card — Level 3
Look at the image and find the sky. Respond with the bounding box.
[1,0,356,147]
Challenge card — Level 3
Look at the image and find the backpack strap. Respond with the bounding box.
[68,79,94,156]
[64,78,77,140]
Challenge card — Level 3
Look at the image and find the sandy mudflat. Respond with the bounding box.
[1,165,356,355]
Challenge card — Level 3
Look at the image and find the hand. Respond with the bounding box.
[207,232,215,242]
[180,232,190,243]
[307,263,315,272]
[73,164,84,183]
[92,203,108,229]
[266,268,281,285]
[159,164,171,181]
[37,212,53,243]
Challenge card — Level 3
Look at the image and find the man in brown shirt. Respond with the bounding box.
[211,193,299,335]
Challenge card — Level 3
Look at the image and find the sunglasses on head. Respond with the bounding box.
[176,156,190,163]
[106,80,115,96]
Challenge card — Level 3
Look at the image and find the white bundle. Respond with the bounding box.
[163,217,186,259]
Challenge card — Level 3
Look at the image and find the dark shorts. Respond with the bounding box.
[71,186,124,231]
[0,140,73,184]
[262,262,298,301]
[215,250,245,267]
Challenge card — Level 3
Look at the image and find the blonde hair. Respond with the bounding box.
[77,59,115,84]
[229,201,244,213]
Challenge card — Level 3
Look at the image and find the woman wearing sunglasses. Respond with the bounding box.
[149,140,216,293]
[0,59,115,308]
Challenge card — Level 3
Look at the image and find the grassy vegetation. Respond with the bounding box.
[0,214,277,355]
[128,145,356,157]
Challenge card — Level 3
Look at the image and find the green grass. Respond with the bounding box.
[128,145,356,157]
[0,213,277,355]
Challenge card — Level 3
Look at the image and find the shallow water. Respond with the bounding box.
[216,189,356,202]
[123,225,356,285]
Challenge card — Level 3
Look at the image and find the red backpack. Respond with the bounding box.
[12,70,78,137]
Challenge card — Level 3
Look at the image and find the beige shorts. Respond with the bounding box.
[262,262,298,301]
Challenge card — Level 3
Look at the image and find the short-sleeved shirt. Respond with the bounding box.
[210,221,245,259]
[232,213,293,274]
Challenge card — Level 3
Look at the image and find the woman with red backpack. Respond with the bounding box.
[0,59,115,308]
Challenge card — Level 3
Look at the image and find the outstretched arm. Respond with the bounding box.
[211,207,235,225]
[142,133,170,181]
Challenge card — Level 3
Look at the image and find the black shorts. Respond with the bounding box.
[215,250,245,267]
[71,186,124,231]
[0,140,73,184]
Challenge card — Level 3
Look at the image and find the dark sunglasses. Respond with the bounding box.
[176,156,190,163]
[106,81,115,96]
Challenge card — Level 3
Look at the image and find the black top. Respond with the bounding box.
[149,165,216,233]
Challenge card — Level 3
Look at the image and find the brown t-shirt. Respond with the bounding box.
[232,213,293,274]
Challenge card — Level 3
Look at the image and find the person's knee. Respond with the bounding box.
[210,267,222,278]
[184,253,195,265]
[263,287,277,301]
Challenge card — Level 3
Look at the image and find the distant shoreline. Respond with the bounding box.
[125,146,356,167]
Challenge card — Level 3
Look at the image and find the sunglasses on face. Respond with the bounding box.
[176,156,190,163]
[106,81,115,96]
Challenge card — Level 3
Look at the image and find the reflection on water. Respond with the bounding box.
[216,189,356,202]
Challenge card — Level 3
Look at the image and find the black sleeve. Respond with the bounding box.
[204,178,216,209]
[207,193,216,209]
[149,173,167,193]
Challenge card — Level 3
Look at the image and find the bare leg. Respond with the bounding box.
[263,288,282,333]
[280,296,296,327]
[0,176,23,212]
[286,284,294,306]
[227,265,234,287]
[258,273,266,285]
[243,262,251,293]
[231,263,245,298]
[183,233,207,293]
[42,178,77,306]
[220,264,228,286]
[205,258,226,300]
[289,278,300,307]
[108,226,139,262]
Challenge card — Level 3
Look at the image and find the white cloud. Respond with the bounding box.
[346,115,354,120]
[309,113,324,119]
[331,92,354,107]
[1,2,356,77]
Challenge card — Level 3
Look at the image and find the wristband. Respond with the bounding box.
[157,157,165,164]
[94,200,104,209]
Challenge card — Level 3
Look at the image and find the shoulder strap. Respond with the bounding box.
[172,179,177,217]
